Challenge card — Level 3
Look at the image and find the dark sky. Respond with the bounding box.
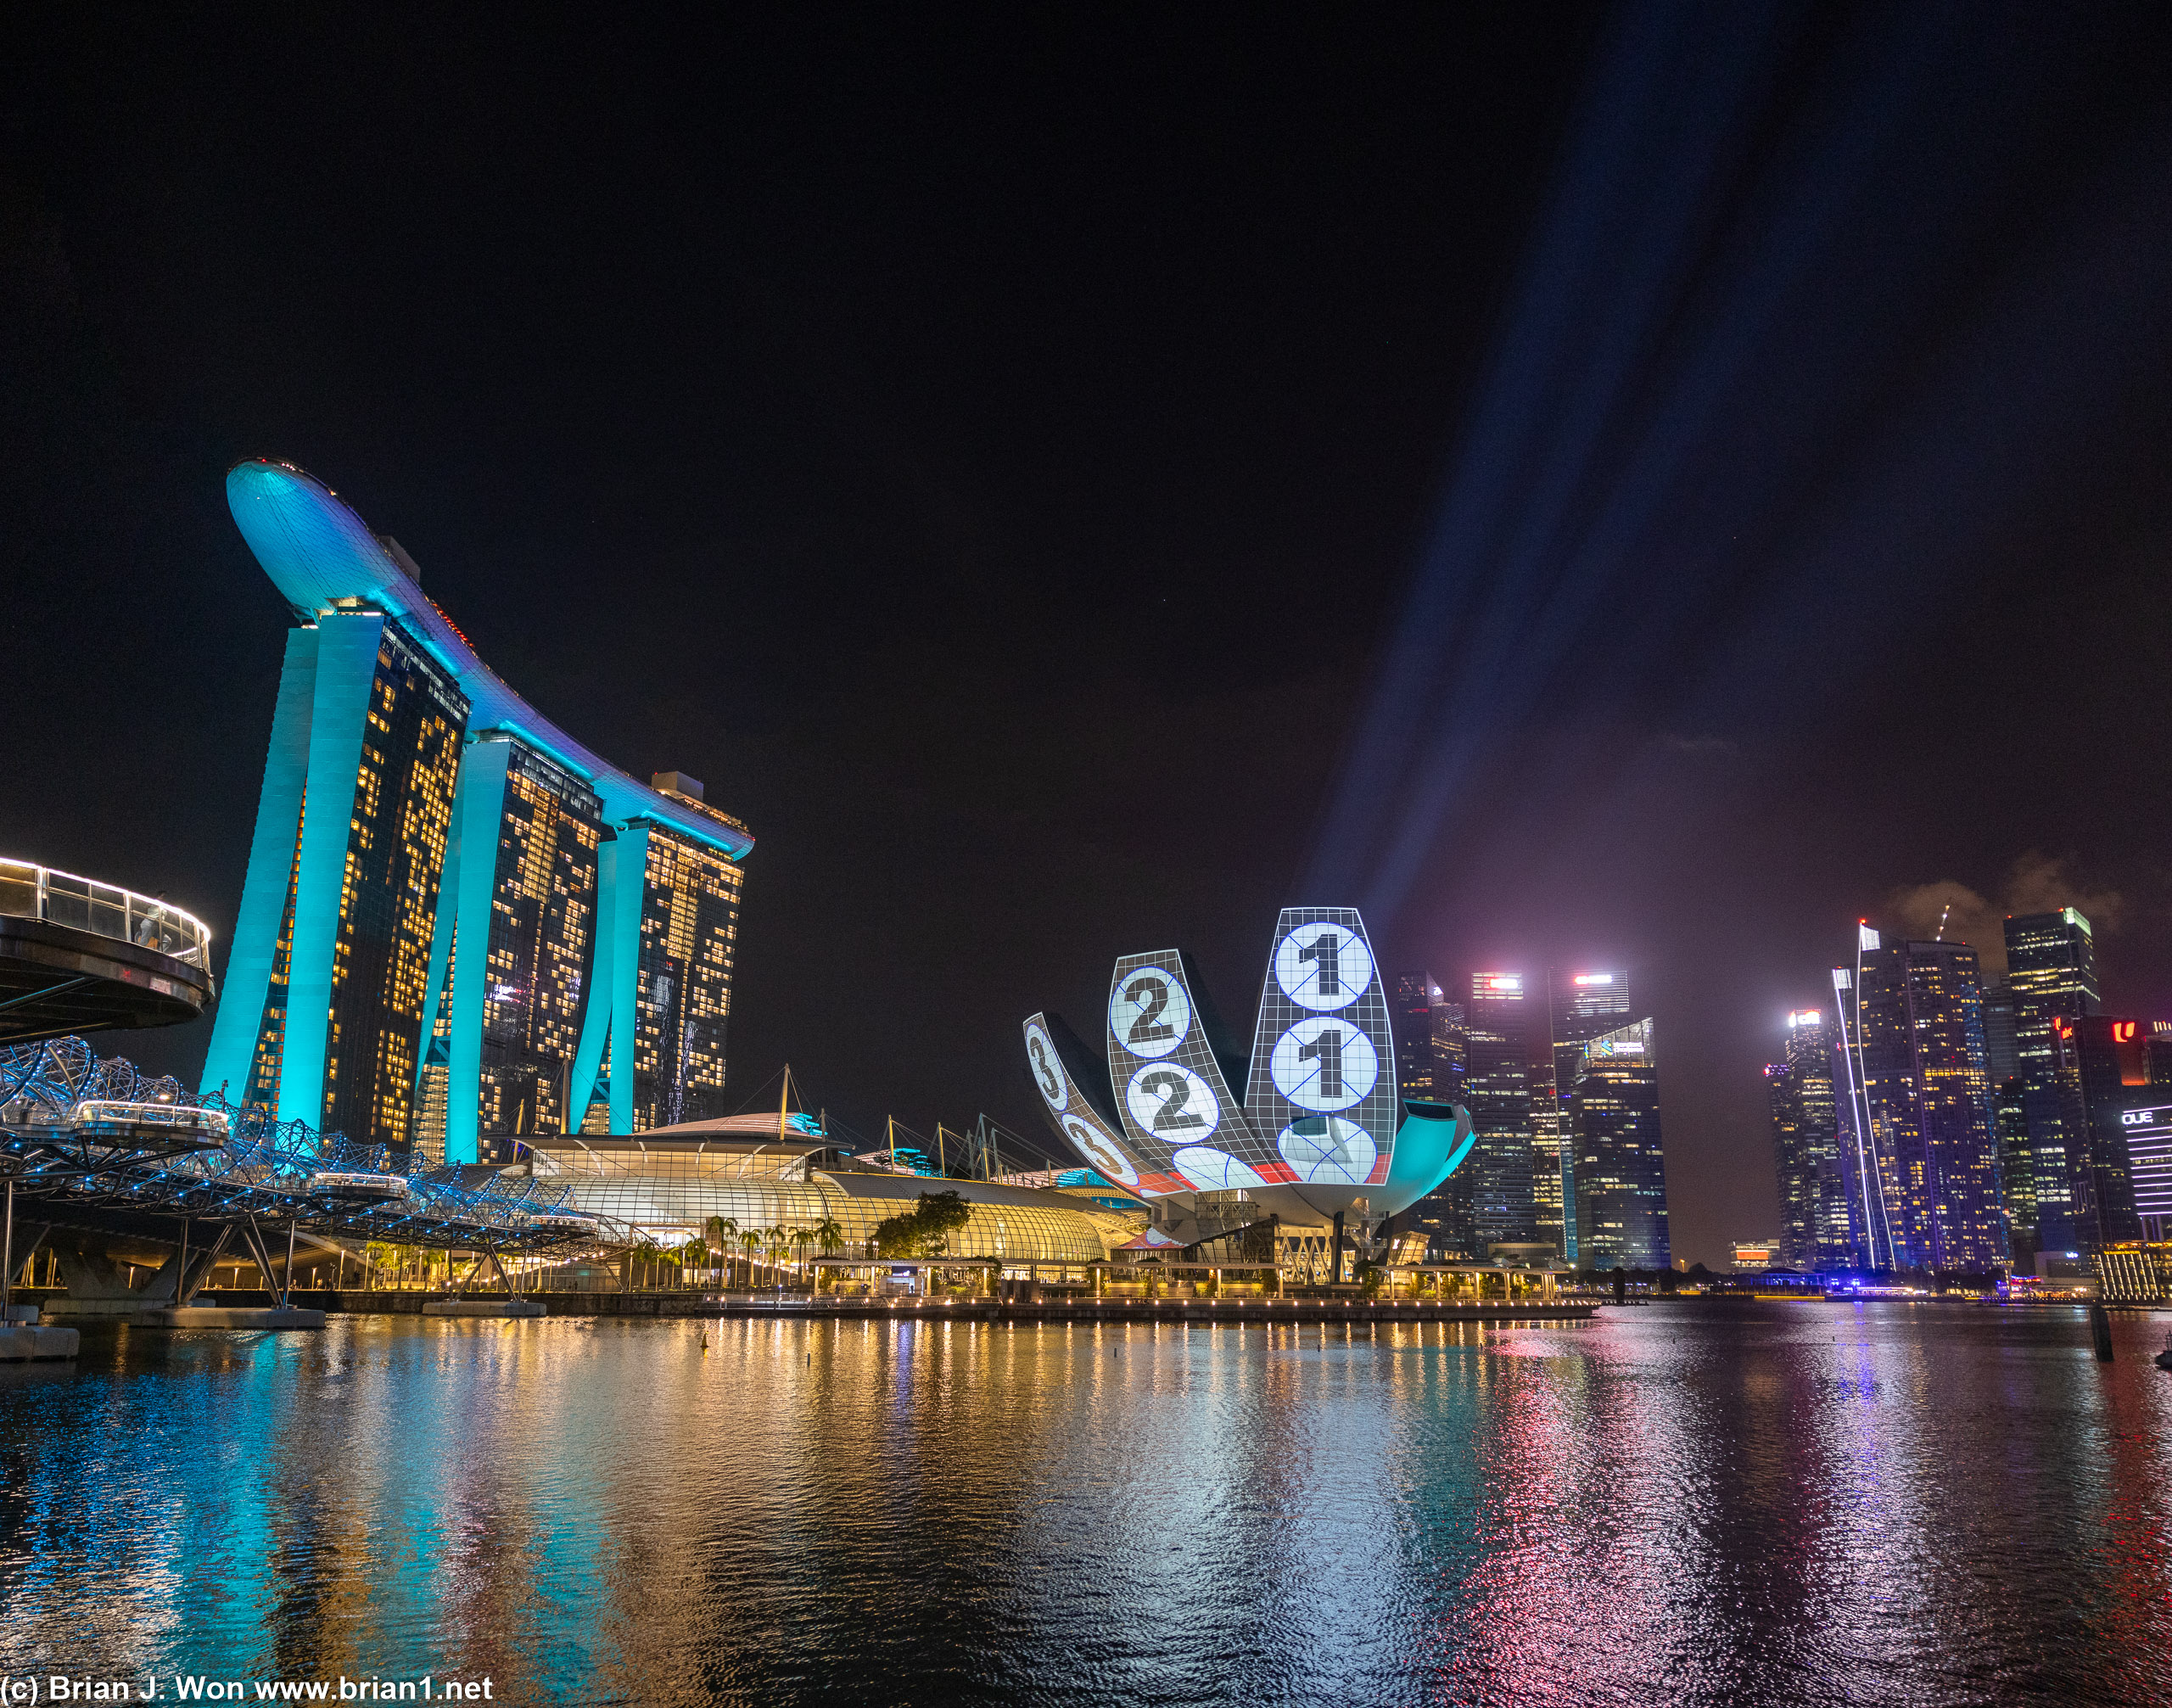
[8,5,2172,1267]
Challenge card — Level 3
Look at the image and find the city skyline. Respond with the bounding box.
[14,8,2172,1271]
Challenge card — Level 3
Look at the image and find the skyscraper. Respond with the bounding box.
[1392,972,1469,1257]
[1766,1007,1849,1270]
[1463,972,1537,1252]
[1569,1017,1669,1269]
[1542,969,1632,1263]
[2049,1014,2158,1248]
[1835,932,2007,1274]
[2004,909,2099,1253]
[1391,972,1466,1103]
[203,460,756,1159]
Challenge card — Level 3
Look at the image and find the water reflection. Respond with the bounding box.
[2,1306,2168,1705]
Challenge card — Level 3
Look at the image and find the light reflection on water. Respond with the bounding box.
[2,1304,2169,1706]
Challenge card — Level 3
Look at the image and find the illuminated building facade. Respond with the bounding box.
[1542,968,1632,1263]
[203,460,755,1161]
[224,608,470,1148]
[1842,936,2006,1273]
[2004,909,2099,1253]
[1462,972,1538,1252]
[412,734,604,1161]
[1568,1017,1669,1269]
[1766,1008,1850,1270]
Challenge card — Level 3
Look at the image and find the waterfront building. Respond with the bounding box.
[2004,909,2099,1254]
[1835,932,2006,1273]
[1392,972,1470,1259]
[1731,1236,1780,1271]
[1542,969,1632,1263]
[1766,1007,1850,1270]
[1567,1017,1669,1269]
[201,460,754,1160]
[1463,972,1538,1252]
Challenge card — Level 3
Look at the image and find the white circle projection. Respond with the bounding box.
[1025,1021,1066,1111]
[1124,1062,1219,1141]
[1269,1017,1378,1112]
[1063,1115,1139,1186]
[1110,966,1192,1059]
[1274,921,1372,1011]
[1172,1146,1268,1192]
[1277,1117,1378,1186]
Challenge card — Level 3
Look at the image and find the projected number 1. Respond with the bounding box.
[1274,921,1372,1011]
[1270,1018,1377,1112]
[1296,1028,1343,1099]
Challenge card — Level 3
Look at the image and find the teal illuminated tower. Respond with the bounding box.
[201,460,755,1159]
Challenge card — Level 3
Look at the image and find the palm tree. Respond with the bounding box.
[705,1215,737,1285]
[739,1228,762,1290]
[790,1225,815,1287]
[765,1224,787,1289]
[809,1216,844,1291]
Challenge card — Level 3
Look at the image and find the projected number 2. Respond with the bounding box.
[1125,977,1173,1044]
[1111,964,1190,1058]
[1139,1068,1205,1131]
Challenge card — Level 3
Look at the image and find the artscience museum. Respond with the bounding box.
[1025,907,1475,1276]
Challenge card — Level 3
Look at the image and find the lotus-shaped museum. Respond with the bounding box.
[1024,908,1475,1238]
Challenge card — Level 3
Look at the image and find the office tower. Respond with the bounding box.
[1993,1074,2038,1269]
[1392,972,1469,1257]
[1569,1017,1669,1269]
[2004,909,2099,1252]
[2049,1015,2161,1247]
[1767,1007,1849,1270]
[204,459,756,1158]
[1391,972,1466,1103]
[1464,972,1538,1252]
[1836,932,2007,1273]
[1542,969,1632,1263]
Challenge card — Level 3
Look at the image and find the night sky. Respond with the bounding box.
[8,5,2172,1267]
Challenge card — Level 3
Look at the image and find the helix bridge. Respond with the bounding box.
[0,1033,607,1261]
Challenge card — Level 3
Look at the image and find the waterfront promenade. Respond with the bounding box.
[8,1285,1598,1325]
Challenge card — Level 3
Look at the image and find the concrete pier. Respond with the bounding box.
[0,1324,81,1359]
[42,1300,325,1329]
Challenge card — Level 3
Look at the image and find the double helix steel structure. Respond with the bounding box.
[0,1034,603,1254]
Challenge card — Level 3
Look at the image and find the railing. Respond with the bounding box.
[0,860,211,967]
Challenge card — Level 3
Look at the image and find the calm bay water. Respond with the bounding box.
[2,1303,2169,1707]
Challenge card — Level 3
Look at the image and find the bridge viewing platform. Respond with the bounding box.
[0,860,215,1044]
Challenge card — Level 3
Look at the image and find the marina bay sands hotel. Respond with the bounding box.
[201,459,753,1162]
